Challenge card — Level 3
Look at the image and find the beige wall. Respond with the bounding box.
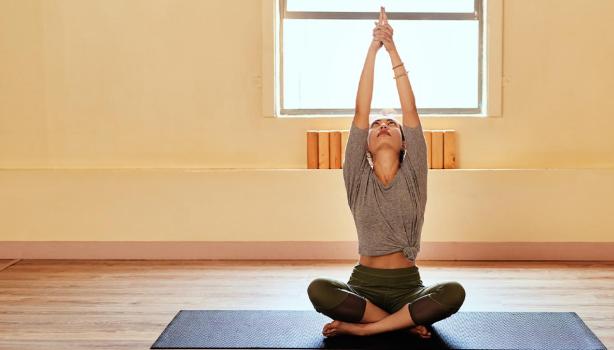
[1,0,613,244]
[1,0,613,168]
[1,168,613,242]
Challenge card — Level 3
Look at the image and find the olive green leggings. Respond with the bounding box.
[307,263,466,326]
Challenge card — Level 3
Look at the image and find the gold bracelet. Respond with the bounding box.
[392,62,404,70]
[393,70,408,79]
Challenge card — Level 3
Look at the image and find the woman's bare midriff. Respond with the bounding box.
[359,250,415,269]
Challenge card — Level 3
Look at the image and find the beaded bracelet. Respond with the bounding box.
[393,70,408,79]
[392,62,404,70]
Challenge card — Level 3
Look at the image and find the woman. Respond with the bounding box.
[307,7,466,339]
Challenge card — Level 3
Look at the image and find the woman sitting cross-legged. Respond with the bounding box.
[306,6,466,339]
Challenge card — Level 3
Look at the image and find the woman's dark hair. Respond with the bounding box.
[399,127,406,162]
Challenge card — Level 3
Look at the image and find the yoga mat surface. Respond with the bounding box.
[151,310,606,349]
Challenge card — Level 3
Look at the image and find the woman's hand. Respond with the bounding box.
[372,7,396,53]
[370,7,386,51]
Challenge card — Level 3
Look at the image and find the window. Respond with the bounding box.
[278,0,486,116]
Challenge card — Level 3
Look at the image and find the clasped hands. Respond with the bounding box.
[371,6,396,53]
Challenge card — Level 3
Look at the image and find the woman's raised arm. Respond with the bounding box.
[377,8,421,129]
[389,49,420,129]
[353,9,387,130]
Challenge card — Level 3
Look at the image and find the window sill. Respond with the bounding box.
[273,113,500,119]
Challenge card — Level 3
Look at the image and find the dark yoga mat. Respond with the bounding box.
[151,310,606,350]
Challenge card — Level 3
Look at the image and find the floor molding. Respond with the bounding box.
[0,241,613,260]
[0,259,21,271]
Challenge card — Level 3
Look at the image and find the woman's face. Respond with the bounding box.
[367,118,404,158]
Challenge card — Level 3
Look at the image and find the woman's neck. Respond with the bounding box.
[373,156,400,185]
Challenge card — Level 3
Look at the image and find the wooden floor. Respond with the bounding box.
[0,259,612,349]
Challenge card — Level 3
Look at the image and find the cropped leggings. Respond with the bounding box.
[307,264,466,326]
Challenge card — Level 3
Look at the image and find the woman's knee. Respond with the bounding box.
[407,281,466,325]
[307,278,367,322]
[307,278,346,311]
[437,281,466,311]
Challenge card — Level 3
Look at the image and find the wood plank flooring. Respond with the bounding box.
[0,259,612,349]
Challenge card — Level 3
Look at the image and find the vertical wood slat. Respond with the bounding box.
[317,131,330,169]
[431,131,444,169]
[306,131,319,169]
[443,130,457,169]
[424,130,432,169]
[329,131,342,169]
[341,130,349,168]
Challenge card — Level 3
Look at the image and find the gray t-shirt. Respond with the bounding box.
[343,119,428,261]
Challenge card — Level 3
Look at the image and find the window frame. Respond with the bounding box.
[261,0,502,119]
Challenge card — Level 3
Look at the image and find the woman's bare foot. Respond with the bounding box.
[322,320,367,337]
[406,325,432,338]
[321,320,431,338]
